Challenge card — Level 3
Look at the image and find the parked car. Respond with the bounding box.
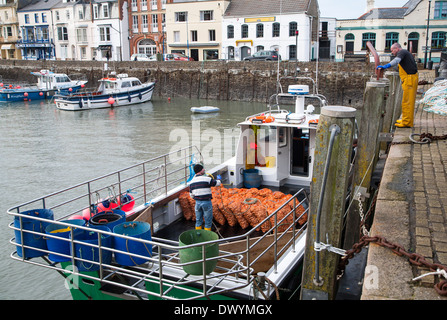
[172,53,194,61]
[243,50,281,61]
[131,53,152,61]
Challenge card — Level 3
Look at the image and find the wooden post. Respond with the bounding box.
[301,106,356,300]
[344,81,387,249]
[386,71,403,126]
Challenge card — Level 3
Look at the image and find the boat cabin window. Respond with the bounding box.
[104,82,117,89]
[131,80,141,86]
[56,76,71,83]
[256,126,276,159]
[121,81,131,88]
[291,128,309,176]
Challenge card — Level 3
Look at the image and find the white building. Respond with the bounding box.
[336,0,446,64]
[165,0,229,61]
[221,0,319,61]
[17,0,129,61]
[52,0,129,61]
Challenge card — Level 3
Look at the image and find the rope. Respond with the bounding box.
[420,80,447,116]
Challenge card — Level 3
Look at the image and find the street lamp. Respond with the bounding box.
[424,0,432,69]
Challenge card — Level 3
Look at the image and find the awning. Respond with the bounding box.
[1,44,12,50]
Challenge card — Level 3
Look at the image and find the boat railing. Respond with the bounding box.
[8,188,308,300]
[7,145,308,300]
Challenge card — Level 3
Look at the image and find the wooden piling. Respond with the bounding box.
[344,81,387,249]
[301,106,356,300]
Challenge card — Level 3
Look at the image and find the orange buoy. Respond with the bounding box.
[108,97,115,105]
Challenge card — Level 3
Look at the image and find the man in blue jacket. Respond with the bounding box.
[188,164,221,231]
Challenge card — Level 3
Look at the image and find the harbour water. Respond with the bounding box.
[0,97,265,299]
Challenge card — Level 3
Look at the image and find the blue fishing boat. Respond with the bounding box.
[0,70,87,102]
[54,73,155,111]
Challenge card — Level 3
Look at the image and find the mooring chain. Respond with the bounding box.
[338,235,447,297]
[392,132,447,145]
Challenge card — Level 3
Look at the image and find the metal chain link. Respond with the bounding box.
[391,132,447,145]
[338,235,447,297]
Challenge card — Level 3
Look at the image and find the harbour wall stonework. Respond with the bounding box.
[0,60,376,107]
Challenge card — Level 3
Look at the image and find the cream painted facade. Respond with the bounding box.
[336,0,447,63]
[165,0,229,61]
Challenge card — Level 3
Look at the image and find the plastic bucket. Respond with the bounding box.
[113,222,152,266]
[243,169,262,188]
[179,229,219,275]
[45,219,85,262]
[89,210,125,233]
[265,156,276,168]
[14,209,54,259]
[71,225,112,272]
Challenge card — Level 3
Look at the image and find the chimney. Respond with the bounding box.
[366,0,375,12]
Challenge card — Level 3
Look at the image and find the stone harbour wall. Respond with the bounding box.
[0,59,377,107]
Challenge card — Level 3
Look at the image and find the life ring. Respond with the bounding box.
[249,115,275,124]
[308,119,318,126]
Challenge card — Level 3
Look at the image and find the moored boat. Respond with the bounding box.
[8,78,344,301]
[54,73,155,111]
[0,70,87,102]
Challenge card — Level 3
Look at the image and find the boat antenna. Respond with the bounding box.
[276,0,283,86]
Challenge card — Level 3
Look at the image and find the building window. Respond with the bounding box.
[34,13,39,23]
[432,31,446,49]
[362,32,376,49]
[57,27,68,41]
[99,26,111,42]
[76,28,88,42]
[385,32,399,52]
[256,23,263,38]
[24,14,29,24]
[191,30,198,42]
[103,4,109,18]
[175,12,187,22]
[227,46,234,59]
[142,15,148,30]
[209,29,216,41]
[151,14,158,32]
[200,10,213,21]
[4,26,12,38]
[204,49,218,60]
[289,45,297,60]
[133,15,139,32]
[241,24,248,38]
[174,31,180,42]
[434,1,447,19]
[55,11,60,21]
[289,22,297,37]
[94,6,99,19]
[227,25,234,39]
[138,39,157,56]
[42,13,47,23]
[272,22,280,37]
[78,8,84,20]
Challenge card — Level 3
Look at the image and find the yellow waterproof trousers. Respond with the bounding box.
[398,65,419,127]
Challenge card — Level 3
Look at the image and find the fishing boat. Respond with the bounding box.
[54,73,155,111]
[0,70,87,102]
[190,106,220,114]
[8,78,336,300]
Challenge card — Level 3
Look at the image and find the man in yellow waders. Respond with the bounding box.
[377,43,419,128]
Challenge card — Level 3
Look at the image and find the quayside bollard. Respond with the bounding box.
[301,106,356,300]
[344,80,387,249]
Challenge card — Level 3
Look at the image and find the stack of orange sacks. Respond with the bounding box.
[179,187,307,233]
